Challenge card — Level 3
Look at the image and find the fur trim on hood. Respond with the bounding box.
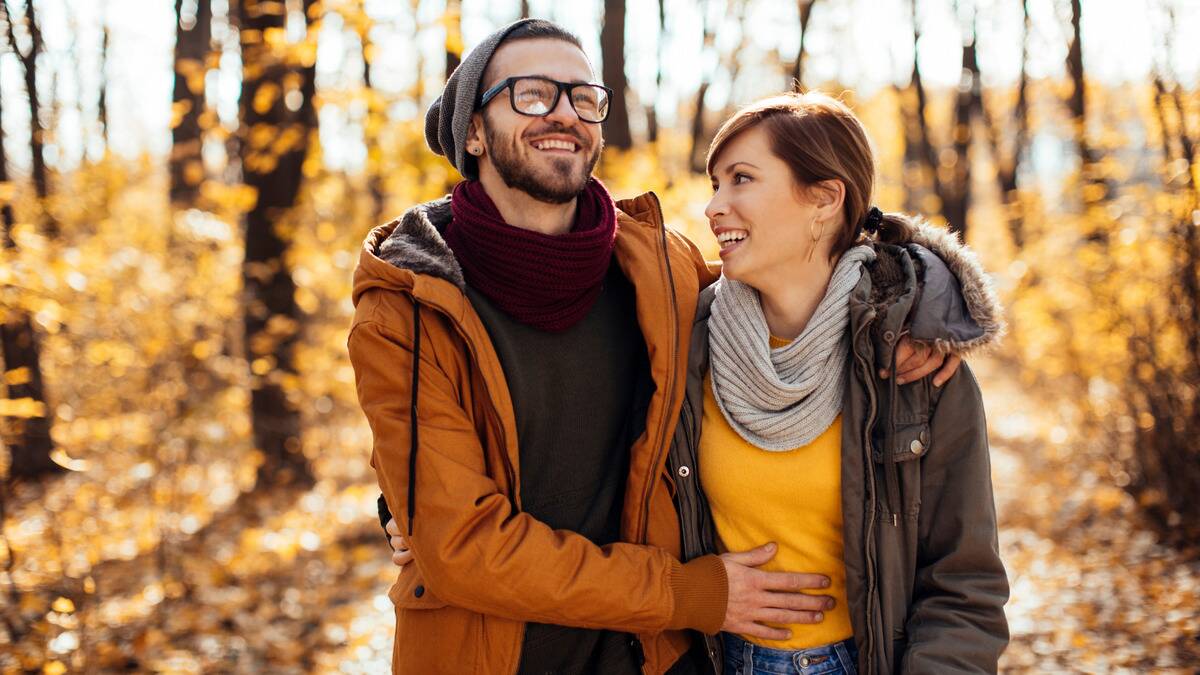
[374,196,465,290]
[901,220,1006,355]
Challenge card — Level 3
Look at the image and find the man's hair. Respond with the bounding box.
[480,20,588,94]
[503,20,583,50]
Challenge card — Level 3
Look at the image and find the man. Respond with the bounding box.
[350,19,953,675]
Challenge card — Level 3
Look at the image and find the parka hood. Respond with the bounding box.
[902,219,1006,355]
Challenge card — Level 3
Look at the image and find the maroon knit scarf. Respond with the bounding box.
[444,178,618,332]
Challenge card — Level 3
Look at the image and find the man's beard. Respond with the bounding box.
[483,118,602,204]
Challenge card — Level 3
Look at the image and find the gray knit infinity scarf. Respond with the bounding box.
[708,245,876,451]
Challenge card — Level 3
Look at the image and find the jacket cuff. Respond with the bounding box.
[666,554,728,634]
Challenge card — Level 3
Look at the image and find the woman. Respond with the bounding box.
[668,91,1008,674]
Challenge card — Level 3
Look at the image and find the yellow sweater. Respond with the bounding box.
[699,352,854,650]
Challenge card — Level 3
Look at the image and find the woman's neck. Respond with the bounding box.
[755,257,836,341]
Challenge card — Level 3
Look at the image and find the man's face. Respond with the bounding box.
[473,39,604,204]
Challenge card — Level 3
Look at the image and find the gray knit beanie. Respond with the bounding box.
[425,19,538,180]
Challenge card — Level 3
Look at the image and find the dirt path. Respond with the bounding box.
[977,359,1200,673]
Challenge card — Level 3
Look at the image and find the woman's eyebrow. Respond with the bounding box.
[720,161,761,174]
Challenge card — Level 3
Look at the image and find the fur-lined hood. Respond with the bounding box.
[891,219,1005,355]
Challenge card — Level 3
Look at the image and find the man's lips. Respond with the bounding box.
[526,133,586,153]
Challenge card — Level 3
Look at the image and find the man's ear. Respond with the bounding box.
[466,113,486,156]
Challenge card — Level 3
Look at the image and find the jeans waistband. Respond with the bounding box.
[722,633,859,675]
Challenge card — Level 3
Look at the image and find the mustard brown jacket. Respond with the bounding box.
[348,192,725,675]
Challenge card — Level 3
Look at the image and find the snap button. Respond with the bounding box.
[910,439,925,455]
[799,655,811,667]
[414,585,425,598]
[883,330,896,344]
[920,429,929,444]
[678,465,691,478]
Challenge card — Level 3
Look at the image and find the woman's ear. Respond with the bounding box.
[814,179,846,223]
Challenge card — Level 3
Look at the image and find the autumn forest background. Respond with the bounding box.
[1,0,1198,672]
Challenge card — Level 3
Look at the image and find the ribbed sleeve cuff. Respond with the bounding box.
[666,554,728,634]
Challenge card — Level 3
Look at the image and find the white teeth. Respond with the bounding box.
[717,231,748,247]
[533,139,577,151]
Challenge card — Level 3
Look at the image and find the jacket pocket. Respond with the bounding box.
[389,569,449,610]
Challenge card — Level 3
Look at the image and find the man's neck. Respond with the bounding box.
[478,172,577,236]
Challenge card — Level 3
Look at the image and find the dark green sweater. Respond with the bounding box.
[466,261,651,675]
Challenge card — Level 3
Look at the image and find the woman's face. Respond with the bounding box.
[705,125,841,287]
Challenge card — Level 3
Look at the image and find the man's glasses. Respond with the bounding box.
[478,76,613,124]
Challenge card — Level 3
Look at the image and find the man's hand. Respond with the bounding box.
[720,543,835,641]
[386,518,415,569]
[880,336,962,387]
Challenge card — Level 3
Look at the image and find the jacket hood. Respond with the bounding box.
[352,196,463,308]
[902,220,1005,355]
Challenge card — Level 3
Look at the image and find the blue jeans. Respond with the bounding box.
[722,633,859,675]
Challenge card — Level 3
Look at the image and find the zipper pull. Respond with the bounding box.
[628,636,646,666]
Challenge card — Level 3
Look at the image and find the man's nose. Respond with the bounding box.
[545,89,580,125]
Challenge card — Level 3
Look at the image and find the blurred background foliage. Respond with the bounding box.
[0,0,1198,672]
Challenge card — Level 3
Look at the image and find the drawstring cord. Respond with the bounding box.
[408,302,421,536]
[883,343,902,527]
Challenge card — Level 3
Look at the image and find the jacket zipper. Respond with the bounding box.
[635,194,681,675]
[637,192,680,544]
[851,318,879,675]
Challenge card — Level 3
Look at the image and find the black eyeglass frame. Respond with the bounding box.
[477,76,614,124]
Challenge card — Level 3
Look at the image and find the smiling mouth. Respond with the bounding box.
[717,230,748,252]
[530,138,579,153]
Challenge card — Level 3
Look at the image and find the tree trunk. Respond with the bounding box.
[444,0,461,79]
[942,9,981,239]
[99,15,109,147]
[238,0,318,489]
[0,3,58,481]
[519,0,530,19]
[908,0,980,239]
[646,0,665,143]
[1067,0,1110,243]
[359,2,384,223]
[688,0,715,173]
[170,0,213,207]
[981,0,1030,248]
[600,0,632,149]
[790,0,815,91]
[2,0,53,236]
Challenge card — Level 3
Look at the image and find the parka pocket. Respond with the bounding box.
[871,421,930,465]
[389,569,449,610]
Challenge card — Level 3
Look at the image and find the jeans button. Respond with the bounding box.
[799,655,811,667]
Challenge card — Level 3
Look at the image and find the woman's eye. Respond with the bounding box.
[733,173,751,184]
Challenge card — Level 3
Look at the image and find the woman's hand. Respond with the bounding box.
[720,543,835,642]
[385,517,415,569]
[881,336,962,387]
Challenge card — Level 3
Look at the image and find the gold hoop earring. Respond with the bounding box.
[807,218,823,263]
